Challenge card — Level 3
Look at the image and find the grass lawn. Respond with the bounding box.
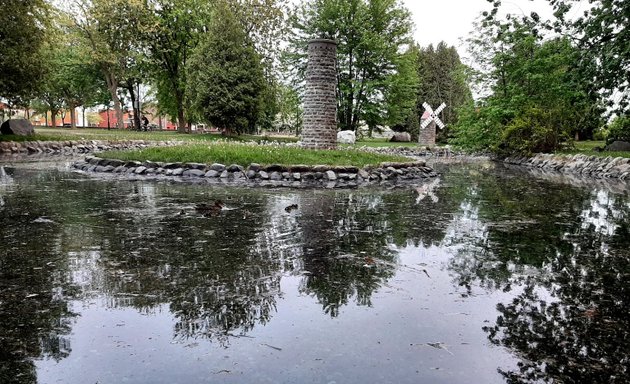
[0,127,299,144]
[561,140,630,159]
[102,143,411,167]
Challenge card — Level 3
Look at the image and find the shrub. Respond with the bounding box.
[607,115,630,143]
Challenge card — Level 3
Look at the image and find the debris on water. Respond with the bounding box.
[195,200,224,213]
[213,370,231,374]
[32,216,55,224]
[284,204,298,213]
[425,342,454,355]
[261,343,282,351]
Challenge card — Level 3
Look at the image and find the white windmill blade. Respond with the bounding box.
[422,102,433,114]
[421,118,432,129]
[435,118,445,129]
[434,103,446,115]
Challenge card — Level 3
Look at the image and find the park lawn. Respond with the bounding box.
[102,143,411,167]
[561,140,630,159]
[0,127,299,144]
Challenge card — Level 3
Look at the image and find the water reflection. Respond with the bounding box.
[0,162,629,384]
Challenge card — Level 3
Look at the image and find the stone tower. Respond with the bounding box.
[302,39,338,149]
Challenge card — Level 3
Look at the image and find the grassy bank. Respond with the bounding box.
[0,127,299,144]
[561,140,630,159]
[102,143,410,167]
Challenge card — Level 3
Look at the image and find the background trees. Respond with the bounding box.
[452,16,604,155]
[0,0,49,110]
[287,0,417,134]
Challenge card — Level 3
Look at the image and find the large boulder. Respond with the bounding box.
[337,130,356,144]
[389,132,411,142]
[605,140,630,152]
[1,119,35,136]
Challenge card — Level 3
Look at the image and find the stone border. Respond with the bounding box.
[72,156,439,188]
[0,139,178,155]
[503,153,630,180]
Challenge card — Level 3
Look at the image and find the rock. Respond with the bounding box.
[248,163,262,172]
[183,169,205,177]
[605,141,630,152]
[293,172,301,180]
[134,166,147,174]
[204,170,219,178]
[325,170,337,180]
[210,163,226,172]
[337,130,356,144]
[270,171,283,181]
[358,169,370,179]
[259,171,270,180]
[389,132,411,142]
[227,164,244,172]
[186,162,206,170]
[172,168,184,176]
[0,119,35,136]
[220,170,229,178]
[246,170,257,179]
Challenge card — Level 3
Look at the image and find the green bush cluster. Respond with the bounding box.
[607,116,630,143]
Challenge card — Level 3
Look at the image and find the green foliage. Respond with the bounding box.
[287,0,417,133]
[453,18,604,155]
[607,116,630,143]
[102,143,409,167]
[186,5,265,134]
[0,0,49,104]
[548,0,630,112]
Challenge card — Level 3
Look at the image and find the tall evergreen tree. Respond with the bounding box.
[185,4,265,134]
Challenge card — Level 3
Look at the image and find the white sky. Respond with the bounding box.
[402,0,560,50]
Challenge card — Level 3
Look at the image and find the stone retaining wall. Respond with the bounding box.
[0,139,177,155]
[503,153,630,180]
[73,156,439,188]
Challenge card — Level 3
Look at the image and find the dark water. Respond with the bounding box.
[0,158,628,384]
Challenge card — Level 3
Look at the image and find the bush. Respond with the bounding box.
[498,108,570,156]
[607,115,630,143]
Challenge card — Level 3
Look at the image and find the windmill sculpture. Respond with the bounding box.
[419,102,446,147]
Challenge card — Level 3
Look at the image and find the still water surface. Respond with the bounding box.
[0,158,628,384]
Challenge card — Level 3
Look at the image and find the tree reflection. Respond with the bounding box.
[483,189,630,383]
[0,170,76,384]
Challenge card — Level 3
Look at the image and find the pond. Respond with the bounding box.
[0,156,628,384]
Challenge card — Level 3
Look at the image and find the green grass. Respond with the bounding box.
[102,143,411,167]
[560,140,630,159]
[0,127,299,144]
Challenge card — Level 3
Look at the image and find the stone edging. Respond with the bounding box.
[503,153,630,180]
[72,156,439,188]
[0,139,178,155]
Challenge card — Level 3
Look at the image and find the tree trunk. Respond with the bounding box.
[82,107,86,128]
[126,82,141,131]
[177,108,187,133]
[51,110,57,128]
[104,71,123,129]
[70,106,77,129]
[45,112,49,127]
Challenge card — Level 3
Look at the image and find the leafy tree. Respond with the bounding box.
[275,83,303,135]
[186,4,265,134]
[452,17,604,155]
[287,0,416,133]
[607,115,630,143]
[0,0,49,108]
[72,0,151,129]
[546,0,630,113]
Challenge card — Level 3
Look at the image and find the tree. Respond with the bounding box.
[547,0,630,113]
[185,4,265,134]
[72,0,151,129]
[416,42,472,141]
[287,0,416,133]
[0,0,49,108]
[452,17,604,155]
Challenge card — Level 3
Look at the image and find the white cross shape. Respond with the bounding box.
[421,102,446,129]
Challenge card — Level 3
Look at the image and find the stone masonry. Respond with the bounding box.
[419,120,436,147]
[302,39,338,149]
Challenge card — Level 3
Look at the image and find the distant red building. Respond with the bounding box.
[97,108,177,130]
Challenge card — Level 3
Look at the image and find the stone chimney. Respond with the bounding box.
[301,39,337,149]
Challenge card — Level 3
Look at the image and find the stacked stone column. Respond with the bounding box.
[418,120,437,147]
[302,39,338,149]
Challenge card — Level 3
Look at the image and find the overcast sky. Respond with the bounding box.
[401,0,560,49]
